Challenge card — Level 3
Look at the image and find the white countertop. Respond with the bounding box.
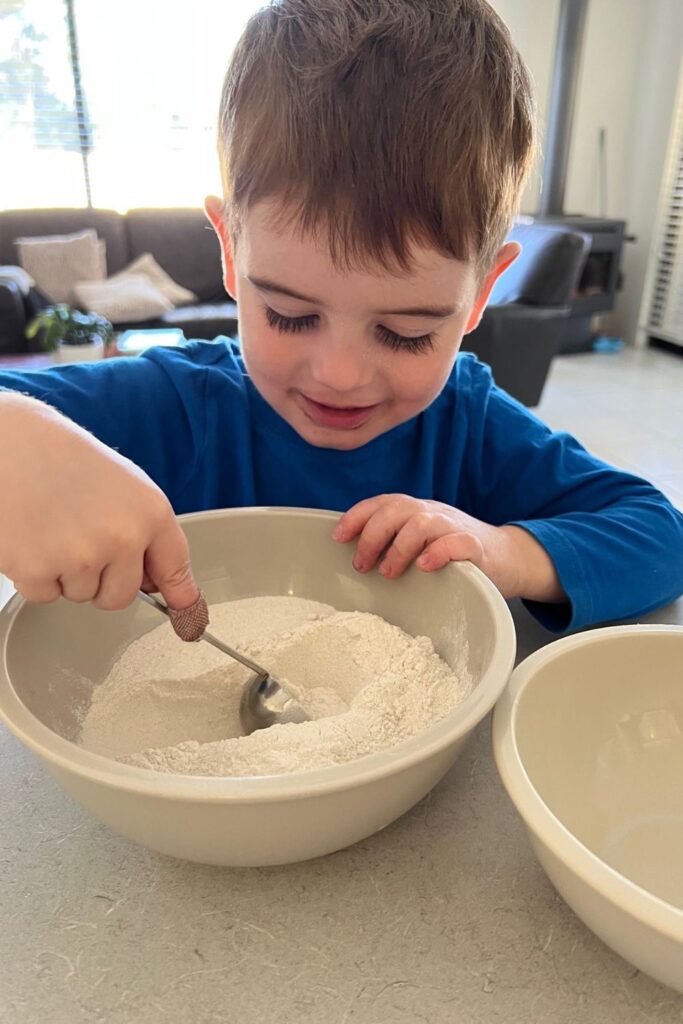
[2,591,683,1024]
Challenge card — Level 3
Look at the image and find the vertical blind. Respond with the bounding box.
[642,59,683,349]
[0,0,263,212]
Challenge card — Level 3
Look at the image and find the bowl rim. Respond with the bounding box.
[492,623,683,941]
[0,506,516,802]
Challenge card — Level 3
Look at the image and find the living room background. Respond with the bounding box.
[0,0,263,211]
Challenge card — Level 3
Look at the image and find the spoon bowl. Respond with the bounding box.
[239,672,311,733]
[137,590,309,735]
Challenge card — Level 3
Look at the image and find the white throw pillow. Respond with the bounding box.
[109,252,197,306]
[72,274,173,324]
[0,265,35,295]
[16,229,105,304]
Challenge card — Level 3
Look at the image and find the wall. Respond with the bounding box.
[489,0,683,345]
[619,0,683,347]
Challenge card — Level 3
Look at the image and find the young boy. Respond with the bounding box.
[0,0,681,634]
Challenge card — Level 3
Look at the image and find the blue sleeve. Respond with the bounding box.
[0,349,208,509]
[460,359,683,632]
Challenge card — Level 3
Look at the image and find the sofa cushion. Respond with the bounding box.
[125,208,227,303]
[73,274,173,324]
[16,229,107,304]
[0,209,128,274]
[109,252,198,306]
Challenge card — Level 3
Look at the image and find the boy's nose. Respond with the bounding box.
[308,335,373,394]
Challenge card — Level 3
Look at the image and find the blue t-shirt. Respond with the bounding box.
[2,338,682,632]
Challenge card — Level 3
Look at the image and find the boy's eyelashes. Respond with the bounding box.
[263,305,435,354]
[264,305,317,334]
[374,323,434,355]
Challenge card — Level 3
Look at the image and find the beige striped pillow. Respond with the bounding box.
[16,229,106,304]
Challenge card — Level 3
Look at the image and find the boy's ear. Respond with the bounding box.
[463,241,521,335]
[204,195,237,300]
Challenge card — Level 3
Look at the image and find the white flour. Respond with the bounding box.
[78,596,470,777]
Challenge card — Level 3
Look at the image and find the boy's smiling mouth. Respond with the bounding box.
[297,392,381,431]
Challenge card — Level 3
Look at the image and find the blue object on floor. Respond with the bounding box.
[593,336,624,353]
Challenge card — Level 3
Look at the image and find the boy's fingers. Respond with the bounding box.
[333,496,390,541]
[13,576,62,604]
[353,502,413,571]
[378,518,432,578]
[144,520,199,611]
[94,557,144,612]
[141,569,155,592]
[417,533,484,572]
[59,568,103,603]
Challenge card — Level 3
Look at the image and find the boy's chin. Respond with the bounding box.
[293,416,383,451]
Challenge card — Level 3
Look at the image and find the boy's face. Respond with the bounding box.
[205,197,518,451]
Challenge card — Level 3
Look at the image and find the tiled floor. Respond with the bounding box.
[535,346,683,511]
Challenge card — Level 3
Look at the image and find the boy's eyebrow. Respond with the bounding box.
[247,275,459,319]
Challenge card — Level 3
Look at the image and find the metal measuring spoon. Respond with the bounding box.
[138,591,309,735]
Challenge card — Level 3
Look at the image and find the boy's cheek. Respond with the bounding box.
[238,320,293,384]
[392,349,459,407]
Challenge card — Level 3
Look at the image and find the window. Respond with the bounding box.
[0,0,263,211]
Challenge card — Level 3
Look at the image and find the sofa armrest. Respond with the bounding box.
[0,277,28,355]
[492,224,591,306]
[477,302,570,332]
[461,303,569,406]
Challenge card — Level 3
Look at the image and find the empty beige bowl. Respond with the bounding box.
[493,625,683,993]
[0,507,515,867]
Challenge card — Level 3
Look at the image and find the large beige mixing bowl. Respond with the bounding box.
[0,508,515,867]
[493,625,683,993]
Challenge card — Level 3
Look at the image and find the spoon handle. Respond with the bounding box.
[138,591,268,681]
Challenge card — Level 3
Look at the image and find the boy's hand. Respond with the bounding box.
[0,394,200,611]
[333,494,565,603]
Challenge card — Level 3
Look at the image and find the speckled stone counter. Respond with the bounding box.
[2,595,683,1024]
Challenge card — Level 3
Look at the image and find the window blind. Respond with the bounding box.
[642,61,683,349]
[0,0,262,212]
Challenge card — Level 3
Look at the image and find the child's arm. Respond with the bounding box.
[336,362,683,633]
[0,351,205,507]
[0,359,203,610]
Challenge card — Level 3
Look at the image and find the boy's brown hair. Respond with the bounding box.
[217,0,536,276]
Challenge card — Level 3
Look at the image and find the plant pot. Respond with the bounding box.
[52,337,105,365]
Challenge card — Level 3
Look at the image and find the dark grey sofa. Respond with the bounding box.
[460,221,590,405]
[0,209,589,406]
[0,207,238,353]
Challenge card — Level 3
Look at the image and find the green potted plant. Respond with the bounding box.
[25,304,114,364]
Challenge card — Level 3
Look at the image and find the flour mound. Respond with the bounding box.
[78,596,470,777]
